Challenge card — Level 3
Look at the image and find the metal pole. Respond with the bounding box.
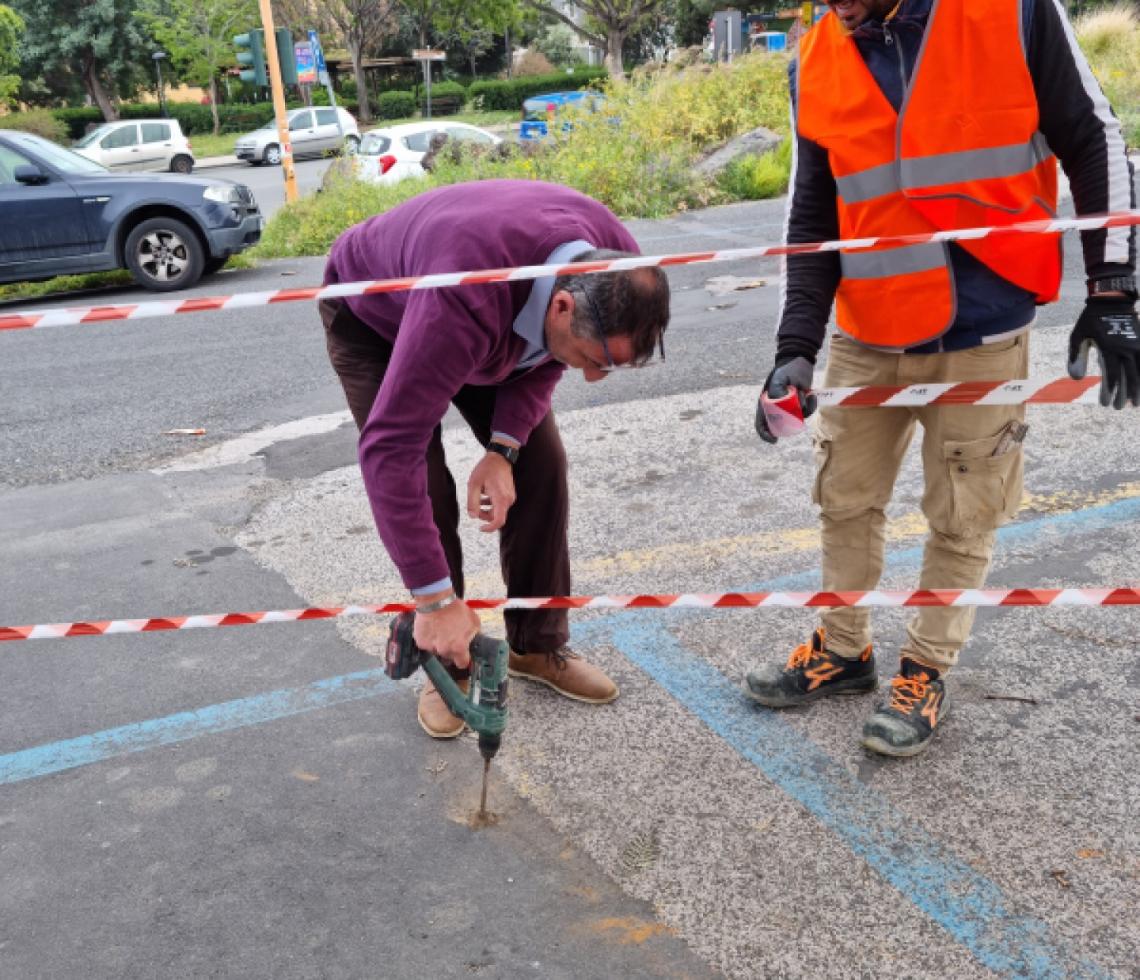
[257,0,298,204]
[423,59,432,119]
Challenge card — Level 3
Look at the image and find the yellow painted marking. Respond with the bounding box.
[584,917,676,945]
[458,483,1139,597]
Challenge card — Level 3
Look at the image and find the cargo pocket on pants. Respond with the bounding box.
[811,430,833,508]
[943,426,1024,538]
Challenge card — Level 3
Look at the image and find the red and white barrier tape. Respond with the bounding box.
[3,210,1138,334]
[813,376,1102,407]
[3,588,1137,642]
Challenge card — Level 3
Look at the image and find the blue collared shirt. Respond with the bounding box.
[511,238,595,369]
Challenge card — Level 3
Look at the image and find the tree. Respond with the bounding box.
[0,5,23,105]
[139,0,258,133]
[522,0,666,76]
[14,0,151,120]
[431,0,520,77]
[324,0,398,122]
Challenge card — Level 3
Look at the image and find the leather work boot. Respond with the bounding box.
[508,648,619,704]
[417,675,469,739]
[743,627,877,708]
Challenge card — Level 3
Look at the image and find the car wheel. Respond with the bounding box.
[170,154,194,174]
[343,135,360,156]
[124,217,205,292]
[202,256,227,276]
[264,143,282,166]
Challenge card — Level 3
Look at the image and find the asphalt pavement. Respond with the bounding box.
[1,193,1137,979]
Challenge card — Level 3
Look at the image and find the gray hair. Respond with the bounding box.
[553,249,670,365]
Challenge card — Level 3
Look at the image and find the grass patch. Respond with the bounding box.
[189,131,238,159]
[252,53,793,259]
[1076,5,1140,148]
[718,137,793,200]
[0,255,255,304]
[0,270,134,304]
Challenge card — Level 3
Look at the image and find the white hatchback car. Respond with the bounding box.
[355,121,502,185]
[72,118,195,173]
[234,107,359,166]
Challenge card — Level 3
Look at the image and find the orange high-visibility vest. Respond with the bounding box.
[797,0,1061,349]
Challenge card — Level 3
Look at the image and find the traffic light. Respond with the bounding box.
[275,28,298,86]
[234,29,267,87]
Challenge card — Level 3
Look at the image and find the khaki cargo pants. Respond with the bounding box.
[813,332,1029,672]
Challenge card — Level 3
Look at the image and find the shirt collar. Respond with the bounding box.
[512,239,595,362]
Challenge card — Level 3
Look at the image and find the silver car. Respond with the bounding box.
[234,107,359,166]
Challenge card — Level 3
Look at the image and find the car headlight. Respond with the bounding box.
[203,185,240,204]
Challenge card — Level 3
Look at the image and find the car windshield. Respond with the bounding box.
[11,133,107,173]
[73,125,113,148]
[359,133,392,155]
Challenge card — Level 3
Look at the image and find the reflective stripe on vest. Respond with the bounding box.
[837,132,1053,206]
[797,0,1061,349]
[841,242,945,279]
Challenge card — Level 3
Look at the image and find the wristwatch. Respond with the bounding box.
[486,441,520,465]
[1088,275,1138,300]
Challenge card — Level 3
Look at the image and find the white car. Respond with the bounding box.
[234,107,359,166]
[354,121,502,185]
[72,118,195,174]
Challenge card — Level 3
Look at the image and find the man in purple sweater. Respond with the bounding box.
[321,179,670,738]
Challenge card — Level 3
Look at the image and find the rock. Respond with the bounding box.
[695,126,783,177]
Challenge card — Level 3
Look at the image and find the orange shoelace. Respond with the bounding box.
[786,638,823,670]
[888,672,932,712]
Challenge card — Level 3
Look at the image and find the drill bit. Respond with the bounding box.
[479,756,491,818]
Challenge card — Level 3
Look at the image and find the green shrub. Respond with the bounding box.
[254,52,792,257]
[375,90,417,120]
[467,68,608,111]
[0,108,66,141]
[417,79,466,115]
[717,138,792,200]
[252,168,430,257]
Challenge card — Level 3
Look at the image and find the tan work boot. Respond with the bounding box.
[508,648,618,704]
[417,676,468,738]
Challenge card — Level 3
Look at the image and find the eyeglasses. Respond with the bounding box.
[579,289,664,371]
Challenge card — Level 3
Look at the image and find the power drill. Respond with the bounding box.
[384,611,509,815]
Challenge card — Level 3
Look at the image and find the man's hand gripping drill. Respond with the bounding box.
[386,611,509,818]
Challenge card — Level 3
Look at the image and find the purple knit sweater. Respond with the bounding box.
[324,179,638,590]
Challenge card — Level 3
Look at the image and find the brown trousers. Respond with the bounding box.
[320,298,570,655]
[813,332,1029,671]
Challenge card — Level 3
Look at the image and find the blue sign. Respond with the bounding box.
[307,30,327,72]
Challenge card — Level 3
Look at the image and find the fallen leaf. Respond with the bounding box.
[1049,869,1071,889]
[705,275,767,296]
[1076,849,1105,860]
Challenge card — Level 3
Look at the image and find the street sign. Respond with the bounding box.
[294,41,317,85]
[308,29,326,70]
[412,49,446,61]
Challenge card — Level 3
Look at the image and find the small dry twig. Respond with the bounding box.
[983,694,1039,705]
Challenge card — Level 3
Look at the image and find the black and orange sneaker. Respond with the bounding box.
[861,658,947,758]
[743,628,877,708]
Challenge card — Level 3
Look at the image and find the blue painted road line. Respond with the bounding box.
[573,613,1109,980]
[1,493,1129,972]
[0,669,396,786]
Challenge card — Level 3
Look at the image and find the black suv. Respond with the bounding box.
[0,130,263,292]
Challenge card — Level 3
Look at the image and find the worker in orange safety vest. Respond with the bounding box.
[745,0,1138,757]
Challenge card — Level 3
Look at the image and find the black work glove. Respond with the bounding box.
[755,355,818,444]
[1067,297,1140,409]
